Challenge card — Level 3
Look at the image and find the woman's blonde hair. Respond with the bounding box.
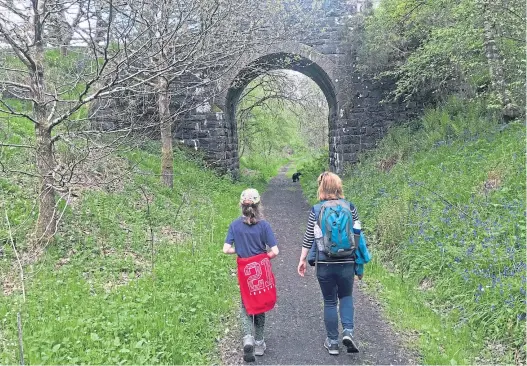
[317,171,345,201]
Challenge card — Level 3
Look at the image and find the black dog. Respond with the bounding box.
[292,172,302,182]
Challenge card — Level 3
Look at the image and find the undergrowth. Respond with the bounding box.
[0,135,262,363]
[300,98,526,364]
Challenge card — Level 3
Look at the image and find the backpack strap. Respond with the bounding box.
[313,201,324,225]
[338,199,354,246]
[312,203,323,275]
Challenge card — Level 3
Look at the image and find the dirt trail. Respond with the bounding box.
[241,167,416,365]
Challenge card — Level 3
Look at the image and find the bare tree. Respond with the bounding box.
[0,0,320,243]
[0,0,201,243]
[46,0,85,56]
[128,0,248,187]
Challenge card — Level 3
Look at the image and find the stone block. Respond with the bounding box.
[341,153,358,164]
[361,142,376,150]
[317,43,339,55]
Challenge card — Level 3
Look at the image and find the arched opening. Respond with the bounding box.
[225,52,338,175]
[236,71,329,171]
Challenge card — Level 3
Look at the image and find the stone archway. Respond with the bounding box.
[171,11,417,176]
[219,42,340,176]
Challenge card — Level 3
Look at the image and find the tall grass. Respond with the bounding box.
[300,98,526,364]
[1,142,263,364]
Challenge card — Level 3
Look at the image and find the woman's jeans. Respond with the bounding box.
[316,263,355,341]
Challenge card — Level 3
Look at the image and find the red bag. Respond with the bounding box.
[237,253,277,315]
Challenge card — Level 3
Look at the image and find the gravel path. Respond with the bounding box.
[244,167,416,365]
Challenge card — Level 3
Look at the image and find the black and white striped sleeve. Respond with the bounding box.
[302,210,316,249]
[350,205,359,222]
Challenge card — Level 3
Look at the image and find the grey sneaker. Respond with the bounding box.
[254,339,266,356]
[342,329,359,353]
[243,335,255,362]
[324,338,339,355]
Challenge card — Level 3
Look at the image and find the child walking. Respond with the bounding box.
[223,188,279,362]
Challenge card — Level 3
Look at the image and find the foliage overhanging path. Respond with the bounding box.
[252,167,414,365]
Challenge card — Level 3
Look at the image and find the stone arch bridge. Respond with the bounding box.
[175,0,416,176]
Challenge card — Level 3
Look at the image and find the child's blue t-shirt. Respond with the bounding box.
[225,218,277,258]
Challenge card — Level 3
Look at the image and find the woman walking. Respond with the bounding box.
[297,172,361,355]
[223,188,279,362]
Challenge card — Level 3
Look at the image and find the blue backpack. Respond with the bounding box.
[315,199,356,259]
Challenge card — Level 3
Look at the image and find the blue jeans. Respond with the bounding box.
[316,263,355,341]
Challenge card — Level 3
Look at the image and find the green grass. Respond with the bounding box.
[283,151,327,178]
[0,49,271,362]
[240,154,287,182]
[0,139,265,364]
[2,87,524,364]
[299,98,526,364]
[0,113,38,250]
[365,256,473,363]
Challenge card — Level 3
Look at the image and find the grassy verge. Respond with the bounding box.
[1,136,263,363]
[240,154,288,182]
[300,99,526,364]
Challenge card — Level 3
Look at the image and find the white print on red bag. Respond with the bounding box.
[244,258,274,295]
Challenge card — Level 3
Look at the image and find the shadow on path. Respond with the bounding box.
[248,167,415,365]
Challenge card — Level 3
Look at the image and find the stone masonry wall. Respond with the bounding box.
[173,0,422,175]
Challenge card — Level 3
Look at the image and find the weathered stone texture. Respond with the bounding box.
[95,0,422,176]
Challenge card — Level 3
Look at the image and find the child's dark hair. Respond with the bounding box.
[242,202,261,225]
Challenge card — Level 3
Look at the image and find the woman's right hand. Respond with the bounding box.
[297,259,307,277]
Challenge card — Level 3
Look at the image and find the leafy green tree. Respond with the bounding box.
[356,0,525,117]
[236,71,328,169]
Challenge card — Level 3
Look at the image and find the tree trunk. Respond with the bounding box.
[482,0,506,105]
[34,125,56,241]
[30,3,57,243]
[158,77,174,188]
[94,2,107,45]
